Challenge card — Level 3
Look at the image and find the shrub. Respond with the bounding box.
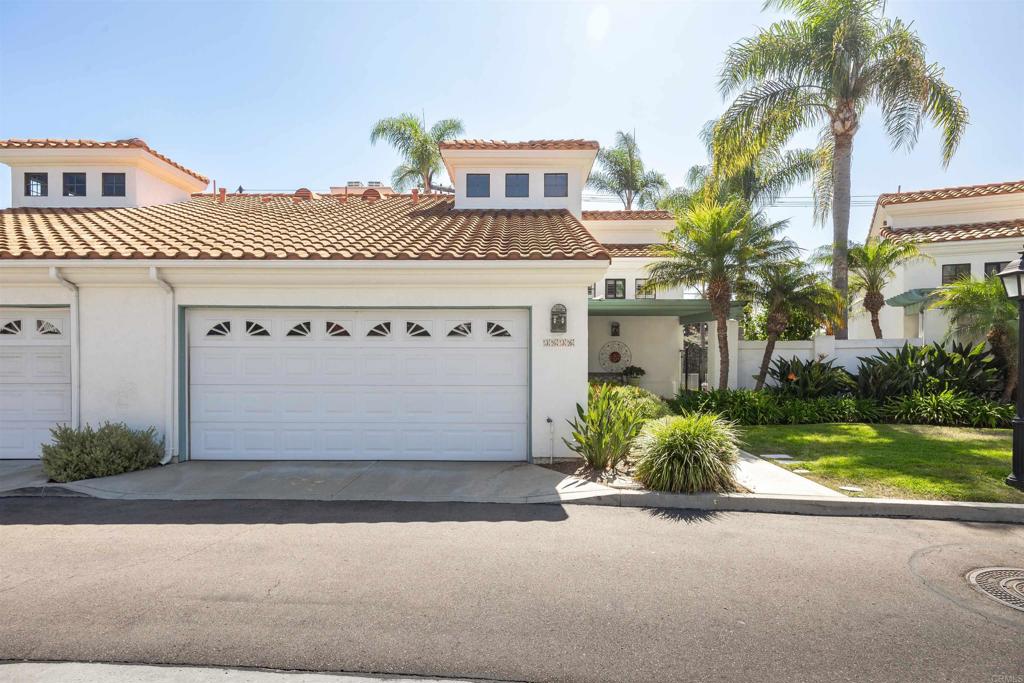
[674,389,783,425]
[922,342,1003,399]
[41,422,163,483]
[963,396,1014,428]
[767,356,854,398]
[856,342,1003,401]
[882,390,969,426]
[603,384,672,421]
[563,384,644,470]
[632,414,740,493]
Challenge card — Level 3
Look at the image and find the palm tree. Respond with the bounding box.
[588,131,670,210]
[645,198,796,390]
[932,276,1018,402]
[713,0,969,338]
[752,261,843,389]
[815,239,924,338]
[661,121,831,220]
[370,114,465,194]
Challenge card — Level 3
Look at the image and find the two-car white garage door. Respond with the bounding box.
[188,309,529,461]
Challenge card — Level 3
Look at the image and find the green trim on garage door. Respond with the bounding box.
[177,305,188,461]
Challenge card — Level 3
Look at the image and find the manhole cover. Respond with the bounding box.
[967,568,1024,612]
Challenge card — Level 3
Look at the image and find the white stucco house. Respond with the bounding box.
[848,179,1024,341]
[0,137,712,462]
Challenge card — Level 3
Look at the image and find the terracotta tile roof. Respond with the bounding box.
[880,219,1024,244]
[582,210,673,221]
[0,194,610,261]
[602,243,662,257]
[440,139,599,151]
[878,180,1024,207]
[0,138,209,184]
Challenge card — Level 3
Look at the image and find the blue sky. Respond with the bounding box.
[1,0,1021,251]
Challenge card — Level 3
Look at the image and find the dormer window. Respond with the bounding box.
[102,173,126,197]
[505,173,529,198]
[466,173,490,198]
[62,172,86,197]
[544,173,568,198]
[24,173,47,197]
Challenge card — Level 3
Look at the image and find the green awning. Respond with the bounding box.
[588,298,745,322]
[886,288,937,314]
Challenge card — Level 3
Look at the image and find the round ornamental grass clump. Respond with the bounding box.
[632,414,741,494]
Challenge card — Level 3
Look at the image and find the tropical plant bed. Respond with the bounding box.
[742,424,1024,504]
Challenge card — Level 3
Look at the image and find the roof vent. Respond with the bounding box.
[361,188,382,201]
[367,181,382,188]
[294,188,314,200]
[346,181,362,188]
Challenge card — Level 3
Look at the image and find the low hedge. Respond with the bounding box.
[41,422,164,483]
[671,388,1012,429]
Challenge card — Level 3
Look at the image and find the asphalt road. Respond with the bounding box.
[1,498,1023,683]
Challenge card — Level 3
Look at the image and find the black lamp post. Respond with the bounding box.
[997,250,1024,490]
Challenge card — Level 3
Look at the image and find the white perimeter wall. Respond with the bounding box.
[0,264,602,461]
[735,335,925,390]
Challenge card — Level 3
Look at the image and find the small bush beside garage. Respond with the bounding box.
[41,422,163,483]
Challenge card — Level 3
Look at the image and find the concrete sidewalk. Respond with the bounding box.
[733,451,843,497]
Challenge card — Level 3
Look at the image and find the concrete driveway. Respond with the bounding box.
[0,460,614,504]
[1,497,1022,683]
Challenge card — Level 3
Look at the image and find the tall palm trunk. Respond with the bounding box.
[831,121,856,340]
[708,280,732,391]
[754,311,788,390]
[421,171,432,195]
[864,291,885,339]
[990,330,1018,402]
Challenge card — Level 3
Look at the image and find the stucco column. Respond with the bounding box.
[812,334,835,360]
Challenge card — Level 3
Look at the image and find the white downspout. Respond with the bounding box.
[48,267,80,429]
[149,267,176,465]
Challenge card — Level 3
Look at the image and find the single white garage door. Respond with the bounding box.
[0,308,72,459]
[188,308,529,460]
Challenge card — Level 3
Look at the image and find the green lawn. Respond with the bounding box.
[741,424,1024,504]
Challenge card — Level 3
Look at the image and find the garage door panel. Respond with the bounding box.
[189,308,528,460]
[0,308,71,458]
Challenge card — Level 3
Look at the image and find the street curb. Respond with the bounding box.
[563,490,1024,524]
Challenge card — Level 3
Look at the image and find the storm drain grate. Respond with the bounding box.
[967,568,1024,612]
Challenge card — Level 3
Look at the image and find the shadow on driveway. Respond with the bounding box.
[0,497,572,525]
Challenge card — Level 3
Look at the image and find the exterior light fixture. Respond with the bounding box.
[997,249,1024,491]
[550,304,567,334]
[610,321,620,337]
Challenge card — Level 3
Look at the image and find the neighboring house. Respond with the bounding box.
[0,137,700,462]
[849,179,1024,340]
[329,181,397,199]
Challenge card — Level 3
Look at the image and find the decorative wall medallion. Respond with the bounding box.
[598,341,632,371]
